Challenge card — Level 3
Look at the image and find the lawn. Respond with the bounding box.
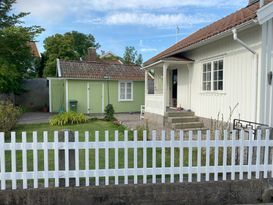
[3,119,225,186]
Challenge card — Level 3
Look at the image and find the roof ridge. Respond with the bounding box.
[60,59,140,67]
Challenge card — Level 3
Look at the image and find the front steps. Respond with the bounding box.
[165,110,205,130]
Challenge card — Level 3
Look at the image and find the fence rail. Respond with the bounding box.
[0,129,272,190]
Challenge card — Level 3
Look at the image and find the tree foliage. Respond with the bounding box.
[0,0,44,93]
[43,31,100,77]
[123,46,143,66]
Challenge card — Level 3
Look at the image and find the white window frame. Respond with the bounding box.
[118,81,133,101]
[201,59,224,93]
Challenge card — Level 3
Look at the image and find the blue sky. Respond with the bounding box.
[15,0,248,61]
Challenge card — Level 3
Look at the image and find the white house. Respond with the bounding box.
[143,0,273,130]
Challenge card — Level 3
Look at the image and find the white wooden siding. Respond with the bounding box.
[184,25,262,121]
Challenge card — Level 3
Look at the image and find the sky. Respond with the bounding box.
[14,0,248,62]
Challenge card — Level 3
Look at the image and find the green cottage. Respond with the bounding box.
[48,49,145,114]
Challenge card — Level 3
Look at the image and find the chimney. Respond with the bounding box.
[248,0,259,5]
[86,47,97,61]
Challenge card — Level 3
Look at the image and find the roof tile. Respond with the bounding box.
[59,60,145,81]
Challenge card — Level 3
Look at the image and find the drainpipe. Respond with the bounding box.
[232,28,259,123]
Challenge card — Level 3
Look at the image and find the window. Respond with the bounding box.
[119,81,133,101]
[202,60,224,91]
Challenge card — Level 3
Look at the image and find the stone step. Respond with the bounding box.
[168,116,200,123]
[171,122,204,129]
[165,111,195,117]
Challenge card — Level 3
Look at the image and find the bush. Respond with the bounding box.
[104,104,115,121]
[0,101,21,132]
[49,112,88,126]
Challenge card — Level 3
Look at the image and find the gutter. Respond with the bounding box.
[232,28,259,123]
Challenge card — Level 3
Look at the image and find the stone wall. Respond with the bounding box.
[0,179,272,205]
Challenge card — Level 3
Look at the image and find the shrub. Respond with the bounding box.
[0,101,21,132]
[49,112,88,126]
[104,104,115,121]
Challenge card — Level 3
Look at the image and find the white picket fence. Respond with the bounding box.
[0,129,272,190]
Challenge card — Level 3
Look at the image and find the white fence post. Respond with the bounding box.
[114,131,119,185]
[264,129,270,178]
[134,130,138,184]
[197,131,201,182]
[75,131,80,187]
[11,132,16,190]
[231,130,236,180]
[256,130,261,179]
[33,131,38,188]
[22,132,27,189]
[43,131,49,188]
[239,130,244,180]
[124,130,128,185]
[170,130,175,183]
[223,130,228,181]
[143,130,147,184]
[105,131,109,186]
[205,130,210,181]
[161,130,165,183]
[95,131,99,186]
[247,130,254,180]
[179,131,184,183]
[85,131,89,186]
[152,130,156,184]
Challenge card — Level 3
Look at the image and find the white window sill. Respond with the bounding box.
[200,91,226,95]
[118,99,134,102]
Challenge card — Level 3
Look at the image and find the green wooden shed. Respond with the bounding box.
[48,58,145,114]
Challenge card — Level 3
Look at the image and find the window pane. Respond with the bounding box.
[218,81,223,90]
[214,61,218,71]
[203,64,207,72]
[207,72,211,81]
[213,82,217,90]
[207,63,211,72]
[219,60,223,70]
[207,82,211,91]
[120,83,125,99]
[214,71,217,80]
[219,71,223,80]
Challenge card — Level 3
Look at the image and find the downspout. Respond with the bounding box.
[232,28,259,123]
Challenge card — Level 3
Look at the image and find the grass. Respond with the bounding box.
[4,120,229,184]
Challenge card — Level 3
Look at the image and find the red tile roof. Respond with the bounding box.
[144,0,273,66]
[59,60,145,81]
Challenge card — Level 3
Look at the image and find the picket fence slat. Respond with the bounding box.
[0,129,272,190]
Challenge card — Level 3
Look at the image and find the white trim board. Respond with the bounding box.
[49,79,52,112]
[87,83,90,114]
[118,81,134,102]
[65,80,69,112]
[102,83,105,113]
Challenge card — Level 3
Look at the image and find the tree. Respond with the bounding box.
[123,46,143,65]
[0,0,44,93]
[43,31,100,77]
